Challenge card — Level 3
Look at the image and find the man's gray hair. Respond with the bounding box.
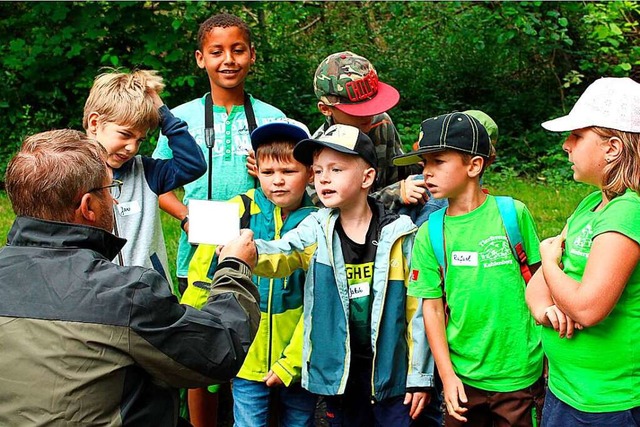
[5,129,108,222]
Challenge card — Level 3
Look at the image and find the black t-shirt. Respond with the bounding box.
[335,209,379,360]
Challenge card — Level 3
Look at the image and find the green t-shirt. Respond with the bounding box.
[542,189,640,412]
[408,195,543,391]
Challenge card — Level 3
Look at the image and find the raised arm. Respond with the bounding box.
[142,105,207,195]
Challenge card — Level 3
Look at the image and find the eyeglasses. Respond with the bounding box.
[88,179,123,199]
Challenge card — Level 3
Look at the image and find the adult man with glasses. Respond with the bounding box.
[0,130,260,427]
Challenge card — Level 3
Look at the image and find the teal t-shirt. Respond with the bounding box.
[542,189,640,412]
[409,195,543,391]
[153,94,285,277]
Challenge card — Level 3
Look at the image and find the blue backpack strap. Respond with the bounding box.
[495,196,532,283]
[427,206,447,274]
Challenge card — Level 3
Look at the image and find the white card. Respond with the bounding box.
[187,199,239,246]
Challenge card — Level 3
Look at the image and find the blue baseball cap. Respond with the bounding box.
[250,119,311,152]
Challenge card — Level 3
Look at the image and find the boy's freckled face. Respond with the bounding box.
[92,122,146,169]
[312,149,369,210]
[196,26,255,91]
[257,155,311,216]
[421,151,470,199]
[327,107,374,134]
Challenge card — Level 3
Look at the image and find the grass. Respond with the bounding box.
[483,178,592,238]
[0,180,593,280]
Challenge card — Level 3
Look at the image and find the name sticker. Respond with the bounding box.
[451,251,478,267]
[117,201,141,217]
[349,282,370,300]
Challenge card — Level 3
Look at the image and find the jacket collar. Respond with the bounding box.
[7,216,126,261]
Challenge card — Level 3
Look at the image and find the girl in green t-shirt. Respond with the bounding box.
[527,77,640,426]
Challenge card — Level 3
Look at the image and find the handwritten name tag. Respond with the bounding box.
[349,282,370,299]
[451,251,478,267]
[117,201,141,217]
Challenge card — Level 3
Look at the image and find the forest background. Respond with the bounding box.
[1,1,639,184]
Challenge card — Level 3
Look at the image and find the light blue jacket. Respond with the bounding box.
[255,199,434,400]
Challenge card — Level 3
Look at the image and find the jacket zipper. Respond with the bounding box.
[370,225,416,401]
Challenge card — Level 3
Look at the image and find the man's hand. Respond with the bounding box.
[219,229,256,269]
[246,149,258,178]
[404,391,429,420]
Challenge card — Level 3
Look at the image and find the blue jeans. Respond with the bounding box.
[542,389,640,427]
[232,377,317,427]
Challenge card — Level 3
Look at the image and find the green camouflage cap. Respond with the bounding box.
[313,51,400,117]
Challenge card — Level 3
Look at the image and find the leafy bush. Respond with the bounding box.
[1,2,638,183]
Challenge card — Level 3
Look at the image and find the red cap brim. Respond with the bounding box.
[333,82,400,117]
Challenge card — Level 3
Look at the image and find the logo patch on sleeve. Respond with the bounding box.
[410,269,420,281]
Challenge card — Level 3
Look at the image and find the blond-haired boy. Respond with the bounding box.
[251,124,433,426]
[84,69,206,287]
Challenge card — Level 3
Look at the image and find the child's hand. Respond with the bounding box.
[403,391,429,419]
[442,373,468,422]
[401,175,428,205]
[149,90,164,109]
[246,149,258,178]
[542,304,583,339]
[262,370,284,387]
[540,234,565,266]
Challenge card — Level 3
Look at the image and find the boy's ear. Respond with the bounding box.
[362,167,376,190]
[306,166,314,184]
[250,46,256,65]
[468,156,485,178]
[195,50,205,69]
[86,112,101,136]
[317,102,333,117]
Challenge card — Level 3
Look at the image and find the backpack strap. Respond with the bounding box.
[427,206,447,274]
[494,196,532,283]
[427,206,450,323]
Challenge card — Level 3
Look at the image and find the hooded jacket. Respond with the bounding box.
[255,199,434,400]
[0,216,259,426]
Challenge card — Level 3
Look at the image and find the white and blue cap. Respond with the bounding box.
[250,118,311,152]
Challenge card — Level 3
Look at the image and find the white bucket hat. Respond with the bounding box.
[542,77,640,133]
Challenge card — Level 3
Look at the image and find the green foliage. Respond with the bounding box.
[1,2,638,182]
